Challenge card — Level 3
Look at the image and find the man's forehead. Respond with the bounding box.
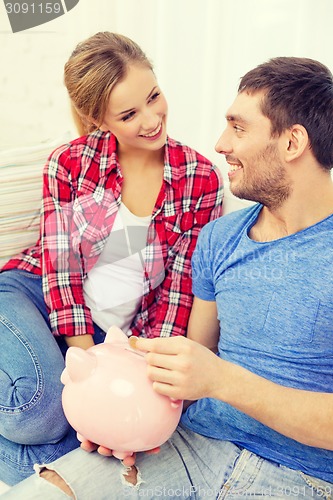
[226,91,265,124]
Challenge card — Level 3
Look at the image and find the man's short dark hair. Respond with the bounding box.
[239,57,333,170]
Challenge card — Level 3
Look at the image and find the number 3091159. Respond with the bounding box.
[5,3,62,14]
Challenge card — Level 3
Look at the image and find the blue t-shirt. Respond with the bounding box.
[181,203,333,482]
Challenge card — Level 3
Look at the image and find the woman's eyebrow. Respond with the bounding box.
[146,86,159,99]
[116,86,159,117]
[116,107,135,117]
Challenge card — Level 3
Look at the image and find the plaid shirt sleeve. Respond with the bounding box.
[40,144,95,337]
[130,157,223,338]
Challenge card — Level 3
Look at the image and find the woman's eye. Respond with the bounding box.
[121,111,135,122]
[149,92,160,103]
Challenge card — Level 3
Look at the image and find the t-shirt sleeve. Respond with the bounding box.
[191,221,216,301]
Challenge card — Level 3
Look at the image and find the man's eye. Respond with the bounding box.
[122,111,135,122]
[234,125,243,133]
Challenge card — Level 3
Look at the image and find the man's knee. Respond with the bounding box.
[40,468,74,498]
[123,466,138,485]
[39,464,139,496]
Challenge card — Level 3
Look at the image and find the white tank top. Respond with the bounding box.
[83,203,151,334]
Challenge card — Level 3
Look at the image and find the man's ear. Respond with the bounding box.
[284,124,309,162]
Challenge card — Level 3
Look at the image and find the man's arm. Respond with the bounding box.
[215,359,333,450]
[187,297,220,352]
[132,298,333,451]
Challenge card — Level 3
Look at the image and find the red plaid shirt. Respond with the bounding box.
[3,131,223,338]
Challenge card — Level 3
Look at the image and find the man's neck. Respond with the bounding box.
[249,176,333,242]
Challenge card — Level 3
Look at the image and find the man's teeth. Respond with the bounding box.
[229,164,242,172]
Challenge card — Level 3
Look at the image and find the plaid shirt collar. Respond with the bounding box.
[92,129,179,188]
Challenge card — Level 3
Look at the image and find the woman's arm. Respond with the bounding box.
[41,145,95,340]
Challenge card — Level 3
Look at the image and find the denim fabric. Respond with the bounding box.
[0,270,105,485]
[3,426,333,499]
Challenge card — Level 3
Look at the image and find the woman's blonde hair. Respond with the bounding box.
[64,32,153,136]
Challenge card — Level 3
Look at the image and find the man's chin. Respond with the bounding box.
[229,184,250,200]
[230,186,254,202]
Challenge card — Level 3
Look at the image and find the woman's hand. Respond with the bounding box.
[80,439,160,466]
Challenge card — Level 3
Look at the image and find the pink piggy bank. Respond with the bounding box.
[61,325,183,459]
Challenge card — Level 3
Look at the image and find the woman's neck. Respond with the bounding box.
[117,145,164,171]
[117,145,165,217]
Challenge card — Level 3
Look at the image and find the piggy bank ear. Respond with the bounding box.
[105,325,128,345]
[64,346,97,383]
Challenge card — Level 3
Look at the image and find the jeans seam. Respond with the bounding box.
[0,313,44,413]
[217,449,264,499]
[2,269,42,279]
[299,471,332,500]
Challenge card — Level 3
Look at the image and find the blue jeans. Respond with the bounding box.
[0,269,106,485]
[3,425,333,499]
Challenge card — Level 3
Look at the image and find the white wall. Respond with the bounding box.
[1,0,333,212]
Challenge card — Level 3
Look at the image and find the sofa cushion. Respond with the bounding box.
[0,134,70,267]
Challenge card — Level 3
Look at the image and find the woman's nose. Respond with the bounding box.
[141,109,158,131]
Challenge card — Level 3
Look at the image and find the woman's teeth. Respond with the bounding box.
[142,124,161,137]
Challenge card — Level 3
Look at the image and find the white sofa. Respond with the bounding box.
[0,134,71,268]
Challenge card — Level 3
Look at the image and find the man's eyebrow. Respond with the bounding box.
[226,114,249,125]
[116,86,159,117]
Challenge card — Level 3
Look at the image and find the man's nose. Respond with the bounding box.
[215,130,230,155]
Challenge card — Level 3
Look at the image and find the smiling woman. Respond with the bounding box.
[97,64,168,217]
[0,31,223,485]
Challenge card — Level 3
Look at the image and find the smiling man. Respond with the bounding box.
[4,57,333,500]
[222,96,291,209]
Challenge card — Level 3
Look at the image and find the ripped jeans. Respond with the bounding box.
[2,426,333,499]
[0,269,106,485]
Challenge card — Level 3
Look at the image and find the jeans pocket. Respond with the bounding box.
[299,471,333,499]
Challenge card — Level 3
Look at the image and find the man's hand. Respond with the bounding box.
[129,336,221,401]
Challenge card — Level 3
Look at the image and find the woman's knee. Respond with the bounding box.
[0,318,68,444]
[0,273,70,445]
[0,365,69,444]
